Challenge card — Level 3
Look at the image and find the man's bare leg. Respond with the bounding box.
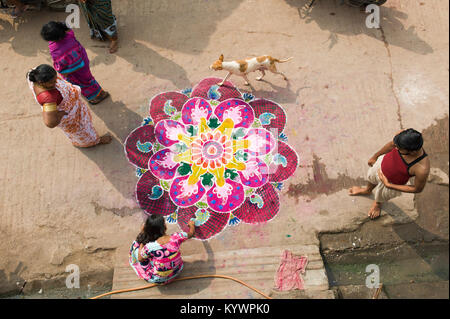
[108,35,119,54]
[348,182,376,196]
[368,201,382,219]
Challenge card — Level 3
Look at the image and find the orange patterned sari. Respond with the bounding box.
[29,75,100,147]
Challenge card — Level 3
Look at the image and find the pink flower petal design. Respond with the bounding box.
[244,128,276,157]
[269,141,299,182]
[214,99,255,128]
[169,176,206,207]
[177,206,230,240]
[124,124,156,169]
[250,99,286,133]
[232,183,280,224]
[237,157,269,188]
[148,149,179,180]
[149,92,189,125]
[191,77,243,102]
[206,179,245,213]
[181,97,213,126]
[154,119,187,147]
[136,171,176,216]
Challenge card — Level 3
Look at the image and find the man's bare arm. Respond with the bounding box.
[368,140,395,166]
[378,168,429,193]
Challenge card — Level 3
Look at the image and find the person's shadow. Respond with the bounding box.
[78,99,144,205]
[155,241,216,296]
[284,0,433,54]
[0,262,27,297]
[73,0,245,89]
[0,9,67,57]
[382,200,448,281]
[88,39,192,90]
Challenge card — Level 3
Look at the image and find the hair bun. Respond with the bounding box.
[28,70,37,82]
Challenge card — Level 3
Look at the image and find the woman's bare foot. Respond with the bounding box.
[368,201,382,219]
[349,186,372,196]
[109,39,119,54]
[90,90,110,105]
[98,134,113,145]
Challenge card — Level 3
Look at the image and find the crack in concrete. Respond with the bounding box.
[379,26,404,130]
[0,113,41,123]
[91,201,141,217]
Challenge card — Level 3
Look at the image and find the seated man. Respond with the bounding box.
[349,128,430,219]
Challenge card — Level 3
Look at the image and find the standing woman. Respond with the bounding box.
[78,0,119,54]
[27,64,112,147]
[41,21,109,105]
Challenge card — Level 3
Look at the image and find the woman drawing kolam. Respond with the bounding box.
[27,64,112,147]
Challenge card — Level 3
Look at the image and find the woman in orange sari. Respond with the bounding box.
[27,64,112,147]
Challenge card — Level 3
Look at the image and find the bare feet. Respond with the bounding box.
[368,201,381,219]
[348,186,372,196]
[98,134,113,145]
[90,90,110,105]
[109,39,119,54]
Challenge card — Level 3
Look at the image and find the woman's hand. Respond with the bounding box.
[137,243,146,263]
[377,169,391,187]
[57,110,68,120]
[368,155,378,167]
[187,220,196,238]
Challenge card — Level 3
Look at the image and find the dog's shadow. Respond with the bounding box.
[241,78,307,105]
[155,241,216,296]
[284,0,433,54]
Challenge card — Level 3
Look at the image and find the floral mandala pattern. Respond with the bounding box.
[125,78,299,240]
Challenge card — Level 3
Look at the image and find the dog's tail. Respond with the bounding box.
[274,57,293,63]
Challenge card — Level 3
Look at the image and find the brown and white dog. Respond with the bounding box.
[210,54,293,86]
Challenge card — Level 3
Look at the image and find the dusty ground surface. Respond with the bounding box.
[0,0,448,298]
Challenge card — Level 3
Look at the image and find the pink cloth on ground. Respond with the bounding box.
[275,250,308,291]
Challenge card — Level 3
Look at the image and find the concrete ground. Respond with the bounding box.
[0,0,448,298]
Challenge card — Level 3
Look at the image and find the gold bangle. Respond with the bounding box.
[43,103,57,112]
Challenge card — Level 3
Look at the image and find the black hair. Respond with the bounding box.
[393,128,424,151]
[136,215,166,245]
[27,64,57,83]
[41,21,70,42]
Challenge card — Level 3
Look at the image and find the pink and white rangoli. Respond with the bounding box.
[125,78,299,240]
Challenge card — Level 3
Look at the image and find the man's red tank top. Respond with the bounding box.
[381,148,427,185]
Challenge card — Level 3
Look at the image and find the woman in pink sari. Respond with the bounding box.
[41,21,109,105]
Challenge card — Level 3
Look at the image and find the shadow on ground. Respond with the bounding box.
[79,99,143,202]
[284,0,433,54]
